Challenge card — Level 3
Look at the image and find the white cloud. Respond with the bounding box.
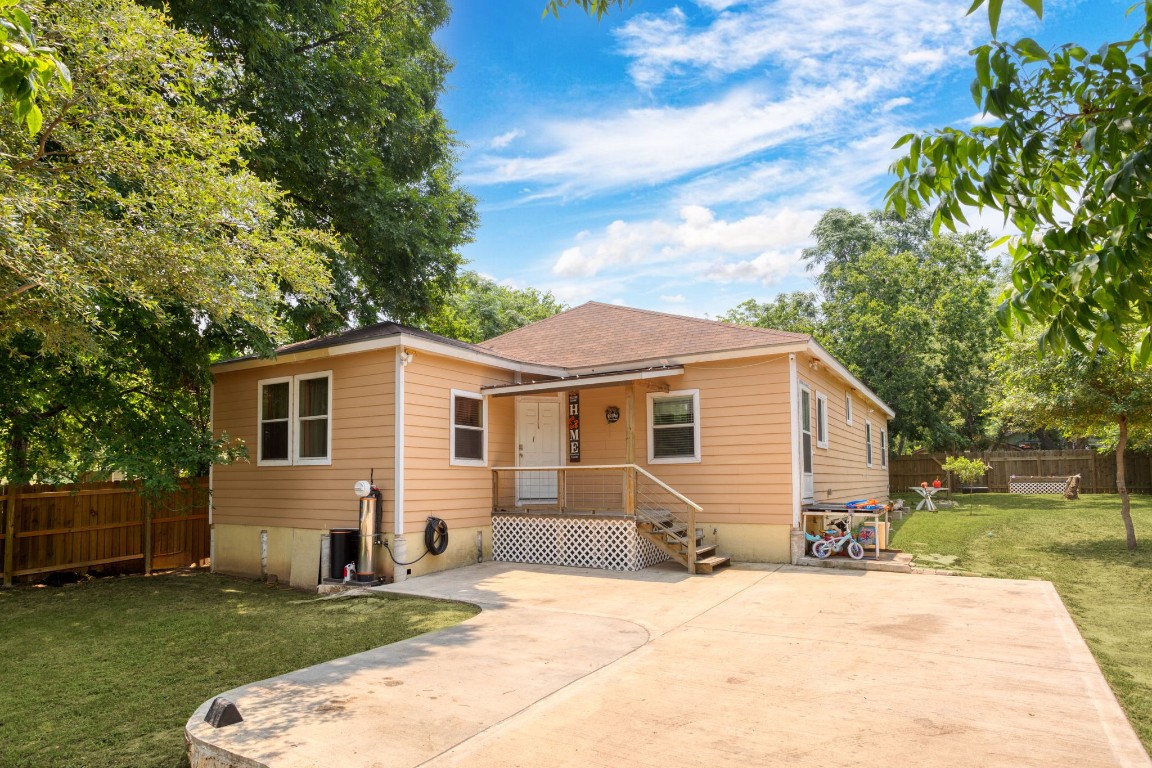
[550,205,818,285]
[660,294,687,303]
[488,129,524,149]
[882,97,913,112]
[471,82,882,196]
[613,0,979,89]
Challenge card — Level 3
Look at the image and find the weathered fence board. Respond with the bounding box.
[890,450,1152,495]
[0,479,209,585]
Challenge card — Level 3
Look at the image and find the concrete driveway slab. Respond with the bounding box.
[187,562,1150,768]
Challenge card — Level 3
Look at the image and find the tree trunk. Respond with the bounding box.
[1116,415,1138,551]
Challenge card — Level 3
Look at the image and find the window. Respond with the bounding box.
[880,428,888,469]
[451,390,486,466]
[257,372,332,466]
[815,393,828,449]
[648,390,701,463]
[845,392,853,425]
[295,372,331,465]
[865,420,873,468]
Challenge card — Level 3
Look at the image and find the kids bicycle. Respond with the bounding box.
[805,519,864,560]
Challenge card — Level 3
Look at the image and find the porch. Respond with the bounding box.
[490,464,729,575]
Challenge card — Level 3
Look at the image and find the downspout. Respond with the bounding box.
[788,354,801,529]
[393,347,413,582]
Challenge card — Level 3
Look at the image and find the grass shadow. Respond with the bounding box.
[1042,539,1152,568]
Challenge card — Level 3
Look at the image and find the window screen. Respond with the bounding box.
[453,394,484,462]
[652,395,696,459]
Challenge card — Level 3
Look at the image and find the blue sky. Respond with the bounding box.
[435,0,1132,319]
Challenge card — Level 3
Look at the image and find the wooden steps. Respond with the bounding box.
[636,517,730,575]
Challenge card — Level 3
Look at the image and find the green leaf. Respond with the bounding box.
[1014,38,1048,62]
[1018,0,1043,19]
[987,0,1004,37]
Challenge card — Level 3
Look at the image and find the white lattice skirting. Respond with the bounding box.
[1009,479,1067,494]
[492,514,671,571]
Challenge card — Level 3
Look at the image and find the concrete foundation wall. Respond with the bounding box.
[706,522,792,564]
[212,522,493,588]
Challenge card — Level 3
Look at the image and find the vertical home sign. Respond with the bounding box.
[567,392,581,463]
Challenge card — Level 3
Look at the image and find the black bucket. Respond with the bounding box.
[329,528,360,580]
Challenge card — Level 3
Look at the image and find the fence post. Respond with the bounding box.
[143,497,153,576]
[3,483,15,586]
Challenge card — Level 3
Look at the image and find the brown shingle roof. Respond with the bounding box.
[477,302,809,369]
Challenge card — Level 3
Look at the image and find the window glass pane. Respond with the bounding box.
[454,396,482,428]
[803,432,812,472]
[261,382,289,421]
[298,418,328,459]
[654,426,695,458]
[653,396,693,426]
[298,377,329,418]
[455,427,483,461]
[261,421,288,461]
[866,424,872,463]
[816,398,826,442]
[800,390,810,431]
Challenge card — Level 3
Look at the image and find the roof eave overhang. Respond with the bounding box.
[211,332,565,377]
[482,366,686,396]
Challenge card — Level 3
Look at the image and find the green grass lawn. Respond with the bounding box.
[890,492,1152,752]
[0,572,479,768]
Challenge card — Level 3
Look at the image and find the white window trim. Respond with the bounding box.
[257,375,293,467]
[257,371,333,467]
[865,419,873,468]
[294,371,333,466]
[880,428,888,469]
[647,389,702,464]
[846,392,854,426]
[815,392,828,449]
[450,389,488,467]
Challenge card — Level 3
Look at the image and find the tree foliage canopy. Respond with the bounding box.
[888,1,1152,361]
[0,0,335,487]
[0,1,71,134]
[727,209,1000,454]
[420,271,566,344]
[0,0,334,355]
[157,0,478,335]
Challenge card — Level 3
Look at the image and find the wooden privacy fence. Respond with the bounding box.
[889,449,1152,495]
[1,478,209,585]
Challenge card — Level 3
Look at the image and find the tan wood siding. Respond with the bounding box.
[212,353,396,531]
[800,356,890,503]
[632,357,796,527]
[402,355,517,532]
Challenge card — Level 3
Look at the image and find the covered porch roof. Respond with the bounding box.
[481,365,684,397]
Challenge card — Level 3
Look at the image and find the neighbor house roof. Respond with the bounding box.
[477,301,809,369]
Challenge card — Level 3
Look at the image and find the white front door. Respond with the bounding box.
[516,399,561,502]
[800,385,814,501]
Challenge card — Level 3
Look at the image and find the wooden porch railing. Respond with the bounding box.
[490,464,702,574]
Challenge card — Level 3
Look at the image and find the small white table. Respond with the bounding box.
[910,486,947,511]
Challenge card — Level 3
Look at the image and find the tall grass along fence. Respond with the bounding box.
[890,449,1152,495]
[0,478,209,586]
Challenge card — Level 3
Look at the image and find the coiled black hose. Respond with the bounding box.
[382,516,449,565]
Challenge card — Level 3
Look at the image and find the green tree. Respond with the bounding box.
[0,0,333,487]
[804,209,999,453]
[721,292,822,337]
[887,1,1152,361]
[421,271,566,343]
[992,330,1152,550]
[0,1,71,133]
[155,0,478,335]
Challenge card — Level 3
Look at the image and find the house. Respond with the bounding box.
[209,302,893,588]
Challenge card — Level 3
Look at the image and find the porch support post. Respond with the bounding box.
[625,384,635,464]
[625,384,636,516]
[788,354,802,530]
